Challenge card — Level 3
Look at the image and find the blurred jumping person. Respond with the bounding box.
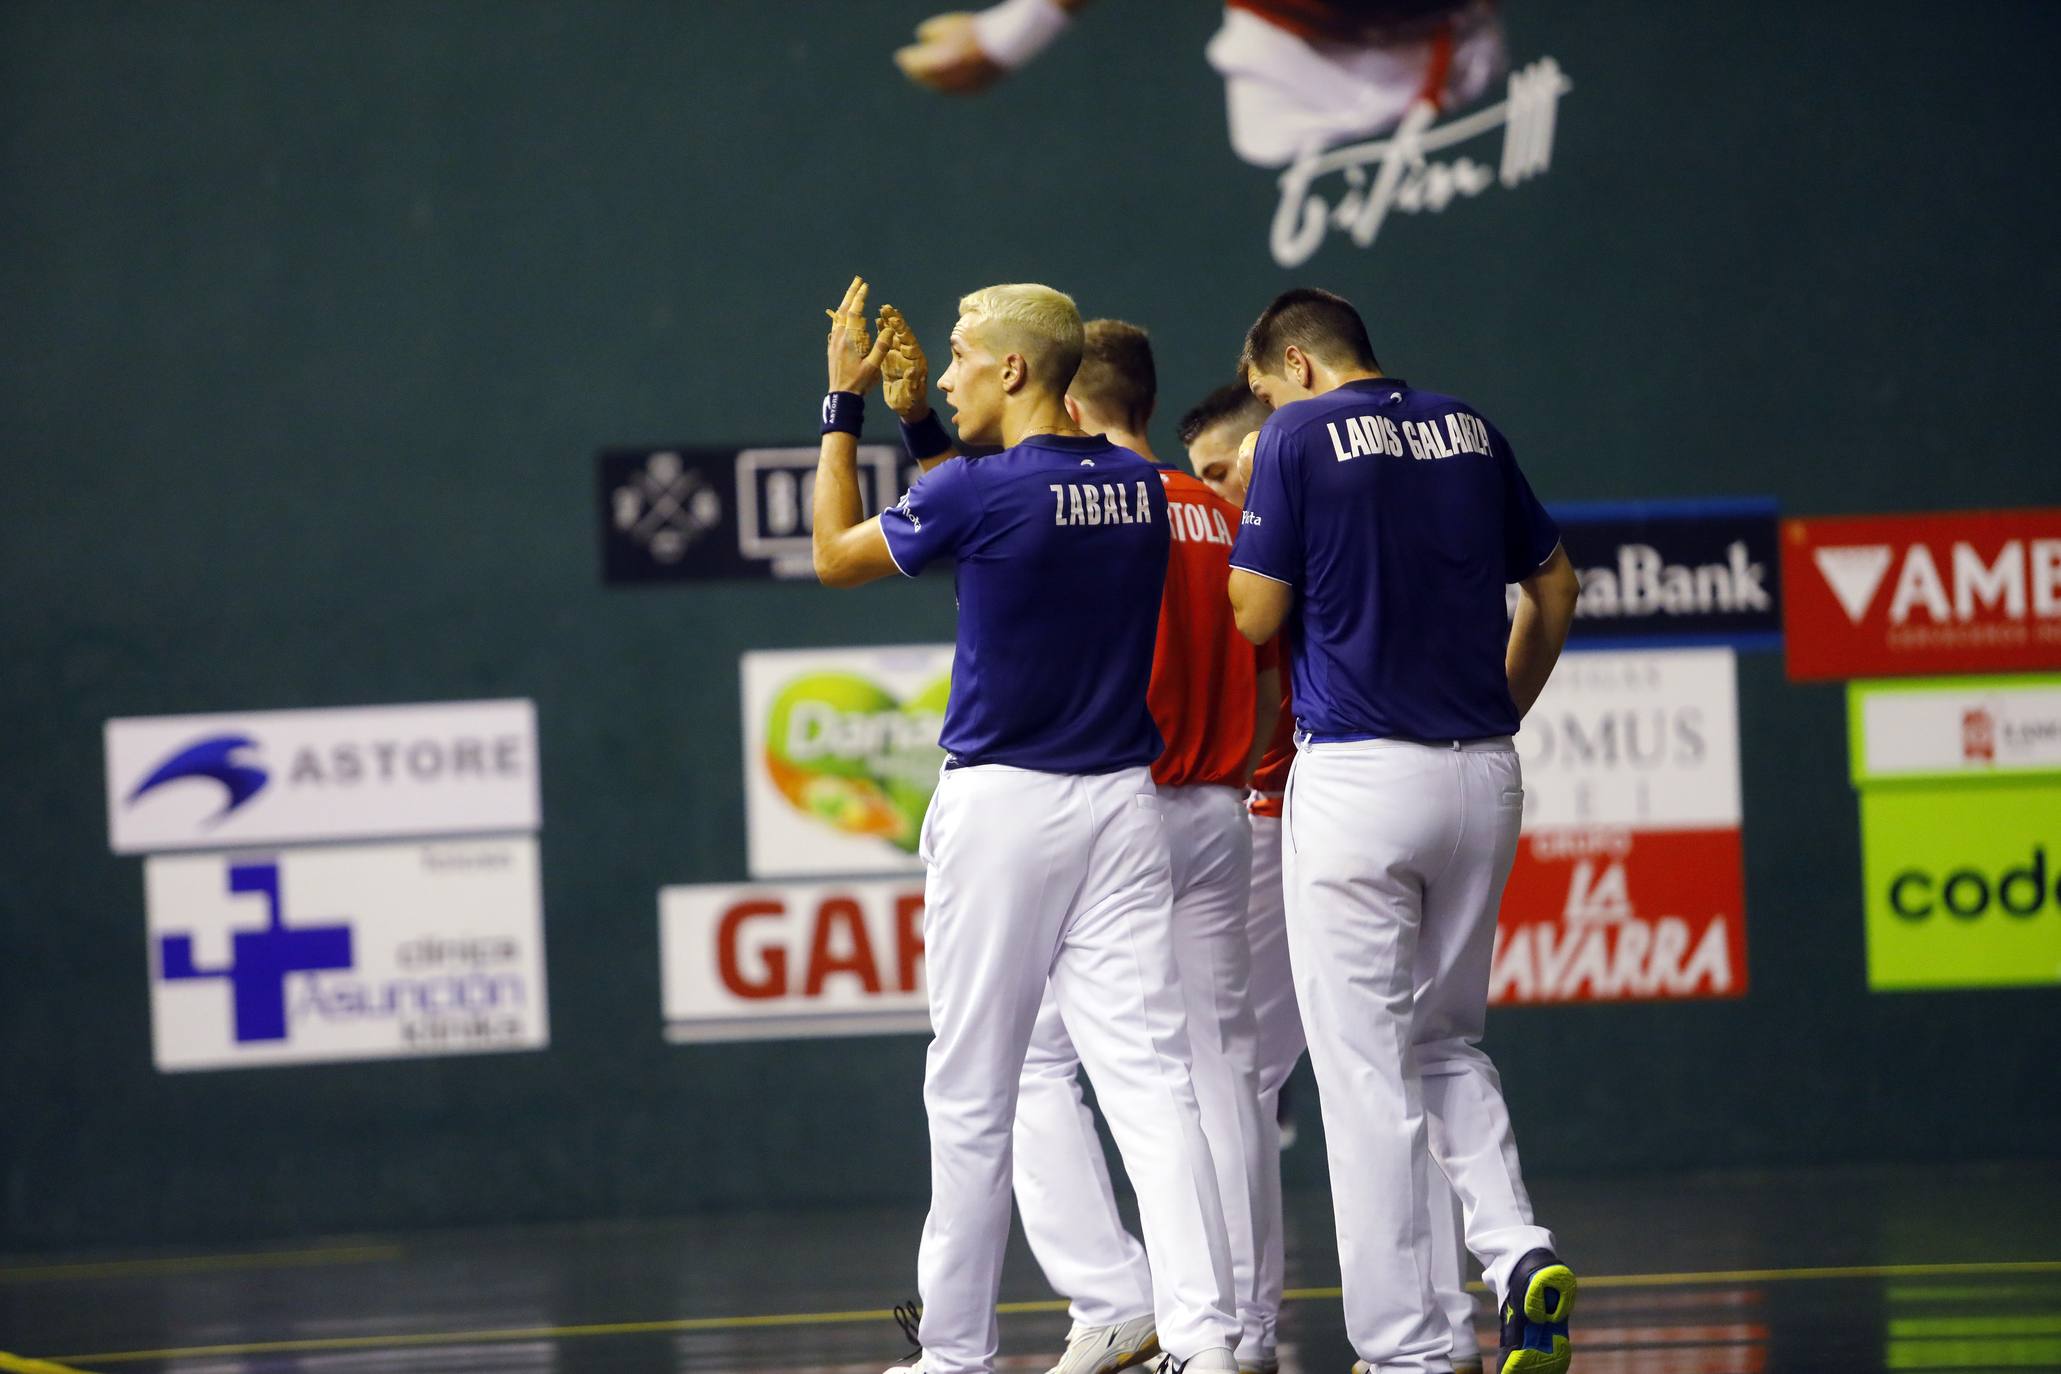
[1226,289,1580,1374]
[813,278,1240,1374]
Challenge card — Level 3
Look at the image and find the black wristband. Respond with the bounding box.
[821,391,864,436]
[899,409,951,459]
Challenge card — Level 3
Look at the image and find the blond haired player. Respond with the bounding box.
[813,278,1240,1374]
[1182,383,1486,1374]
[917,320,1266,1374]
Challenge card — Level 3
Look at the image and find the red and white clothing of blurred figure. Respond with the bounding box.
[1208,0,1507,166]
[1011,465,1274,1360]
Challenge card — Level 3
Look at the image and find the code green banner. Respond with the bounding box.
[1862,781,2061,991]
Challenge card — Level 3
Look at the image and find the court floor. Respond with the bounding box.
[4,1162,2057,1373]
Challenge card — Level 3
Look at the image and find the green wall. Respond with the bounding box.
[3,0,2058,1251]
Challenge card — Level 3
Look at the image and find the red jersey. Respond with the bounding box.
[1150,468,1257,789]
[1249,632,1296,818]
[1228,0,1478,45]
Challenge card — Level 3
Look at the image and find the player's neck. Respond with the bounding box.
[1001,393,1083,448]
[1312,364,1385,396]
[1096,425,1159,465]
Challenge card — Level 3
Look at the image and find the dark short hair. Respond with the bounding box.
[1238,287,1379,381]
[1177,382,1270,447]
[1072,319,1157,427]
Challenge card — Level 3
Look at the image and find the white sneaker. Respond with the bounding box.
[1048,1314,1162,1374]
[884,1361,925,1374]
[1167,1349,1239,1374]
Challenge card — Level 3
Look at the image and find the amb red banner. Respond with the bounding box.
[1782,508,2061,680]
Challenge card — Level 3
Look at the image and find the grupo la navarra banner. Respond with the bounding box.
[1781,508,2061,680]
[1489,647,1748,1005]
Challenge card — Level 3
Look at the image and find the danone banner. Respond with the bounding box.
[661,877,929,1042]
[1782,507,2061,680]
[1489,647,1748,1004]
[1851,675,2061,992]
[740,645,951,878]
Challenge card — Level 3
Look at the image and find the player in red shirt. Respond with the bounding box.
[1008,323,1272,1374]
[1180,383,1483,1374]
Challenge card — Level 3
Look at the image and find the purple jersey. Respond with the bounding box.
[1229,377,1560,742]
[882,434,1170,772]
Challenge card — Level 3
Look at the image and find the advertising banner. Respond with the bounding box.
[1489,647,1748,1004]
[145,836,549,1071]
[1781,508,2061,680]
[740,645,951,878]
[105,700,539,855]
[661,877,929,1042]
[1849,675,2061,783]
[1850,675,2061,992]
[598,445,912,583]
[1544,498,1781,650]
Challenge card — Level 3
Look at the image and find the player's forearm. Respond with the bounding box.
[1506,548,1580,718]
[812,433,869,587]
[1246,656,1282,780]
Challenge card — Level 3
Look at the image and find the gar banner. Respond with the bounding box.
[661,877,929,1042]
[599,445,911,583]
[1490,647,1748,1005]
[1782,507,2061,680]
[146,836,549,1071]
[740,645,951,879]
[1541,498,1780,650]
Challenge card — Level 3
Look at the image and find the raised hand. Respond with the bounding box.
[826,276,889,394]
[877,304,932,420]
[893,13,1007,94]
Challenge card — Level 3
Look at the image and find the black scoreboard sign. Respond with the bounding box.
[598,445,912,583]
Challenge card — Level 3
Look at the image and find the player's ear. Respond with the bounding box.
[1284,344,1312,390]
[1001,351,1028,394]
[1063,393,1083,426]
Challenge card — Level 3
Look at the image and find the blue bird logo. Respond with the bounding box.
[127,734,269,822]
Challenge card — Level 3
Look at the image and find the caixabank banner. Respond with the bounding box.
[146,837,548,1070]
[1782,508,2061,680]
[740,645,951,878]
[1489,647,1748,1004]
[1851,675,2061,991]
[660,877,929,1042]
[1542,497,1781,650]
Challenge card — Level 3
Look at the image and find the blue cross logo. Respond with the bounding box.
[158,861,353,1043]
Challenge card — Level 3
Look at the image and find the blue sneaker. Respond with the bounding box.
[1497,1248,1575,1374]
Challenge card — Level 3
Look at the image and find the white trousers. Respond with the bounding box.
[1283,739,1553,1373]
[1248,813,1480,1366]
[916,765,1238,1374]
[1012,785,1267,1346]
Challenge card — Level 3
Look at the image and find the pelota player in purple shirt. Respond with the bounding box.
[812,277,1240,1374]
[1225,288,1584,1374]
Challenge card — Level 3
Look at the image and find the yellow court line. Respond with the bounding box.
[0,1353,98,1374]
[48,1260,2061,1366]
[0,1245,405,1284]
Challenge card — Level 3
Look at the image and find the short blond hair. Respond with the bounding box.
[958,282,1085,390]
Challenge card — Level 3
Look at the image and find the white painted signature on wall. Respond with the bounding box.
[1269,57,1572,268]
